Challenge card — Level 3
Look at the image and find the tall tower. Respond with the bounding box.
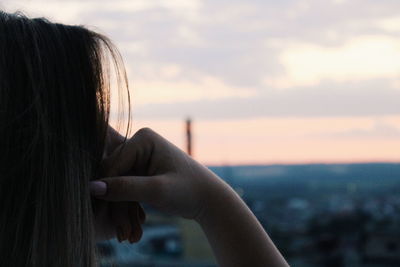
[185,118,192,156]
[181,117,214,263]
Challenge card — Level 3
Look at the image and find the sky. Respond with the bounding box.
[2,0,400,165]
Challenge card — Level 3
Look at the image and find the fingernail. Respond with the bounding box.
[89,181,107,196]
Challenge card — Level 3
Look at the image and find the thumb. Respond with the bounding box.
[90,175,165,203]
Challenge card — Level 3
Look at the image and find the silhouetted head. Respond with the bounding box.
[0,10,130,266]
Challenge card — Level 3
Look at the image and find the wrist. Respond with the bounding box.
[194,171,239,225]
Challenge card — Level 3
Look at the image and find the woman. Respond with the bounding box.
[0,10,288,267]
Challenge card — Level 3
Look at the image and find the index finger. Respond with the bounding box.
[95,175,165,203]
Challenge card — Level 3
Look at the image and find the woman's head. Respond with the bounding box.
[0,10,129,266]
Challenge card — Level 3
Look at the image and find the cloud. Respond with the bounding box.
[264,35,400,88]
[3,0,400,120]
[133,78,400,119]
[375,16,400,33]
[132,75,256,105]
[320,120,400,139]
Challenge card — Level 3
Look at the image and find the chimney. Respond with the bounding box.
[185,118,192,156]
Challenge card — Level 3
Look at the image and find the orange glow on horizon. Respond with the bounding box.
[111,115,400,166]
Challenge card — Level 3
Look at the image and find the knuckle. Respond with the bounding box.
[118,178,132,193]
[151,176,169,198]
[135,127,154,139]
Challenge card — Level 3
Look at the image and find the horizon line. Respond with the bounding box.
[204,159,400,167]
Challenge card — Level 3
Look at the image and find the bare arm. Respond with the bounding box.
[195,171,288,267]
[91,127,289,266]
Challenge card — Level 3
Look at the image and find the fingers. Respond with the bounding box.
[92,198,146,243]
[128,202,143,243]
[111,202,132,242]
[110,201,144,243]
[101,132,142,177]
[94,175,165,203]
[101,127,162,177]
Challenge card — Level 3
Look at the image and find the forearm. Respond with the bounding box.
[195,177,289,267]
[96,127,289,265]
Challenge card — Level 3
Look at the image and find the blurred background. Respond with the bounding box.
[2,0,400,266]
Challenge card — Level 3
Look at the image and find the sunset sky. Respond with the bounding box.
[2,0,400,165]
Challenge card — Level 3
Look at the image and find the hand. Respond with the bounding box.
[91,128,289,267]
[91,127,229,221]
[92,126,146,243]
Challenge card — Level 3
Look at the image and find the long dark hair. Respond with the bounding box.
[0,11,130,266]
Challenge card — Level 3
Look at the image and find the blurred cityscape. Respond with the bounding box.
[97,163,400,267]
